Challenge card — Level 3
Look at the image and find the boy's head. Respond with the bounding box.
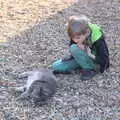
[67,15,91,43]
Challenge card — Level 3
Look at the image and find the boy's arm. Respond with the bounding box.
[93,38,109,73]
[86,47,96,59]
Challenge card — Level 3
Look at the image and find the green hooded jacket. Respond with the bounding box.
[88,23,103,44]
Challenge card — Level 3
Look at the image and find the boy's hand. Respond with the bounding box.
[86,47,95,59]
[77,35,86,45]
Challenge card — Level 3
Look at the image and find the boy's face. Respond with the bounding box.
[72,28,90,44]
[72,34,86,44]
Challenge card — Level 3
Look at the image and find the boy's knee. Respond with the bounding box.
[70,44,83,55]
[70,44,78,51]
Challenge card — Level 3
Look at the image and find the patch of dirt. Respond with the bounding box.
[0,0,71,42]
[0,0,120,120]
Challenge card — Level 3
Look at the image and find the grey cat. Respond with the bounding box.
[16,68,57,105]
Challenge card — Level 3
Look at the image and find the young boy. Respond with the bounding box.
[52,15,109,80]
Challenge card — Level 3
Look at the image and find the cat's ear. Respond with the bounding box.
[18,71,34,79]
[14,86,26,93]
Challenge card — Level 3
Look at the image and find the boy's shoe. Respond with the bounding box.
[80,69,96,81]
[52,69,72,75]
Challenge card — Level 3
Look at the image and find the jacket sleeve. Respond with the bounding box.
[93,38,109,73]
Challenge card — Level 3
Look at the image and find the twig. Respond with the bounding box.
[0,81,17,87]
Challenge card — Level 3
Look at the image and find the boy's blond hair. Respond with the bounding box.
[67,15,91,39]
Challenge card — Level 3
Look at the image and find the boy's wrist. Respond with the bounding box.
[89,53,95,59]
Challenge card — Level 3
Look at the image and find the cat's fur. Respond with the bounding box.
[16,68,57,105]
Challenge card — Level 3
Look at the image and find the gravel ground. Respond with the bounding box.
[0,0,120,120]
